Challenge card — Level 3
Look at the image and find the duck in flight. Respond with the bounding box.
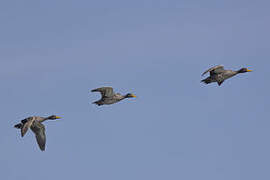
[201,65,252,86]
[91,87,136,106]
[14,115,61,151]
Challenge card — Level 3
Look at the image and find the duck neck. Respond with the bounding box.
[42,116,51,122]
[228,70,239,76]
[236,69,242,74]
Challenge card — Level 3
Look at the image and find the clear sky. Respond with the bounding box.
[1,0,270,180]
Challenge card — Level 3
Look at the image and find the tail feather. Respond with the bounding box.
[93,101,103,106]
[201,77,213,84]
[14,123,23,129]
[91,89,98,92]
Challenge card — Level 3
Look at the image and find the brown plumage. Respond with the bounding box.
[14,115,61,151]
[91,87,136,106]
[201,65,252,86]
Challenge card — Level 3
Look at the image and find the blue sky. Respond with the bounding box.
[1,0,270,180]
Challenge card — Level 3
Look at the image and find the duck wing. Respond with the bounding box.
[33,122,46,151]
[91,87,114,98]
[21,117,34,137]
[202,65,224,76]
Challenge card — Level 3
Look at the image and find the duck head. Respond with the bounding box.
[237,68,252,73]
[47,115,62,120]
[125,93,136,98]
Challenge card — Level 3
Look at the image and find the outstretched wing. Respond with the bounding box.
[91,87,114,98]
[202,65,224,76]
[34,123,46,151]
[21,117,34,137]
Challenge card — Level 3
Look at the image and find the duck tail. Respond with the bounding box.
[14,123,23,129]
[201,77,212,84]
[92,101,103,106]
[91,89,98,92]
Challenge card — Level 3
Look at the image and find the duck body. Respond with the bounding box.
[201,65,252,86]
[91,87,136,106]
[94,93,125,105]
